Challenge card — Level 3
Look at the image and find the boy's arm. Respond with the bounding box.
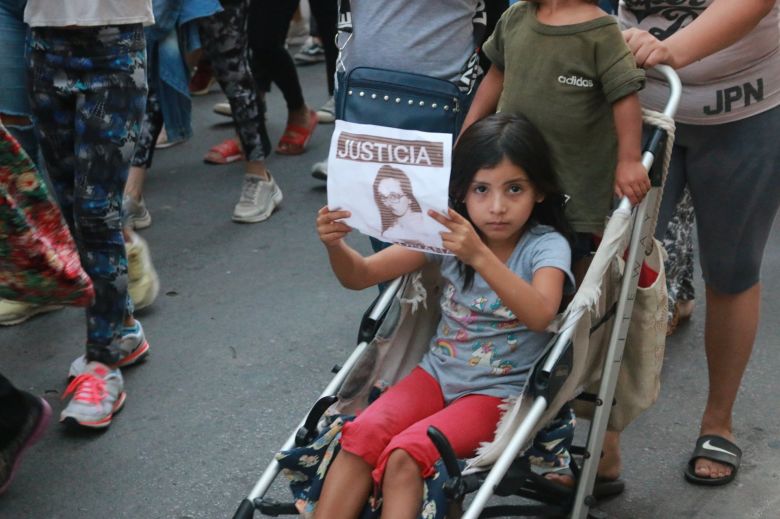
[318,207,427,290]
[612,92,649,205]
[459,65,504,139]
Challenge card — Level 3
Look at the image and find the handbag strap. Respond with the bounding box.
[336,0,486,94]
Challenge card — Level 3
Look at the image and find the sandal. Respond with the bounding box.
[684,435,741,486]
[204,139,243,165]
[276,110,317,155]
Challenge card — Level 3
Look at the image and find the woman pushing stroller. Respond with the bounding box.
[314,113,576,518]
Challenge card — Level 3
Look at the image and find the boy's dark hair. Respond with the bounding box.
[450,113,574,290]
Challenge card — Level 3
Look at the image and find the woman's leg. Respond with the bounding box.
[308,0,338,96]
[248,0,315,154]
[662,188,696,332]
[316,367,446,519]
[248,0,305,112]
[199,0,271,164]
[683,107,780,479]
[29,26,147,367]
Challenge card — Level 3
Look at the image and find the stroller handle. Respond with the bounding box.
[618,63,681,212]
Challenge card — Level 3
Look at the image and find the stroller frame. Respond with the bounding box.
[233,66,681,519]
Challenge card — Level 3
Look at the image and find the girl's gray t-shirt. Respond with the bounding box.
[420,225,574,403]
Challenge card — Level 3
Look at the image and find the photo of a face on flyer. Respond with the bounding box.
[327,120,453,255]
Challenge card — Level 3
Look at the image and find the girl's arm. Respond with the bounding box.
[430,209,564,332]
[317,207,428,290]
[458,65,504,139]
[623,0,776,69]
[612,92,649,206]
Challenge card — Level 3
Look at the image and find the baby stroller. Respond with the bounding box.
[232,66,681,519]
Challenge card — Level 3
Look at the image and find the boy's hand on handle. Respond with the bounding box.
[429,209,489,266]
[317,206,352,247]
[623,28,677,69]
[615,160,650,206]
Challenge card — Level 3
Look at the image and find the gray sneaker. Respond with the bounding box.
[232,173,283,223]
[60,362,125,429]
[316,97,336,124]
[123,195,152,229]
[69,321,150,378]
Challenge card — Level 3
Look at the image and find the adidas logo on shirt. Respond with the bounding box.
[558,75,594,88]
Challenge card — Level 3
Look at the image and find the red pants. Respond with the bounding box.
[340,367,503,485]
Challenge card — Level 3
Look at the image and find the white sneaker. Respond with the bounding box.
[60,362,125,429]
[311,160,328,181]
[294,37,326,65]
[126,231,159,310]
[213,101,232,117]
[316,97,336,124]
[232,173,283,223]
[0,299,62,326]
[123,195,152,229]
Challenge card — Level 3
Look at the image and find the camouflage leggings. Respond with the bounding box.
[28,25,147,364]
[661,188,695,320]
[199,0,271,161]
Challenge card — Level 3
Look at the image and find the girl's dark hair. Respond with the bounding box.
[451,113,574,289]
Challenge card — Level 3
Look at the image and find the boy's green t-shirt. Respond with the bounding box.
[483,2,645,233]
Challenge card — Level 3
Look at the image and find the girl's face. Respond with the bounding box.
[463,157,544,248]
[378,178,410,217]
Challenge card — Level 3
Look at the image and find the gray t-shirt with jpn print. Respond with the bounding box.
[420,225,575,404]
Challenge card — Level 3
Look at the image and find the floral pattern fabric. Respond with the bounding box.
[0,125,93,306]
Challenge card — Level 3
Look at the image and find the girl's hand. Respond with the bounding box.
[623,28,677,69]
[429,209,489,266]
[614,160,650,206]
[317,206,352,247]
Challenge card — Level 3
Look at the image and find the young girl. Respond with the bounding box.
[314,113,575,518]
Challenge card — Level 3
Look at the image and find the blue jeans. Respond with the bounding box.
[0,0,37,160]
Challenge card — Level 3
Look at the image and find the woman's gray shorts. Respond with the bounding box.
[655,104,780,294]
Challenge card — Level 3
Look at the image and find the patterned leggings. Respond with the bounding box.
[199,0,271,162]
[662,188,696,319]
[28,25,147,365]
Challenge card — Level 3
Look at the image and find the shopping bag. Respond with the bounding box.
[0,126,93,306]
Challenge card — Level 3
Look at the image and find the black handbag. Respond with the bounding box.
[335,67,467,135]
[334,0,485,136]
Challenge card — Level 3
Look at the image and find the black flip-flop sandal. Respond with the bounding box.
[684,434,741,486]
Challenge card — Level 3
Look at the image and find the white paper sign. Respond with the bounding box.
[327,121,453,255]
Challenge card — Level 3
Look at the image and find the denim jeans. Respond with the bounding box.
[0,0,37,160]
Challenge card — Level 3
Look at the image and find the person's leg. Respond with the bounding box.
[308,0,337,96]
[199,0,282,223]
[199,0,271,166]
[248,0,306,113]
[0,0,38,161]
[316,367,445,519]
[376,393,503,519]
[125,46,162,230]
[684,107,780,480]
[663,188,696,333]
[313,450,373,519]
[248,0,315,154]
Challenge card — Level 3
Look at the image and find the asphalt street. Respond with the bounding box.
[1,61,779,519]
